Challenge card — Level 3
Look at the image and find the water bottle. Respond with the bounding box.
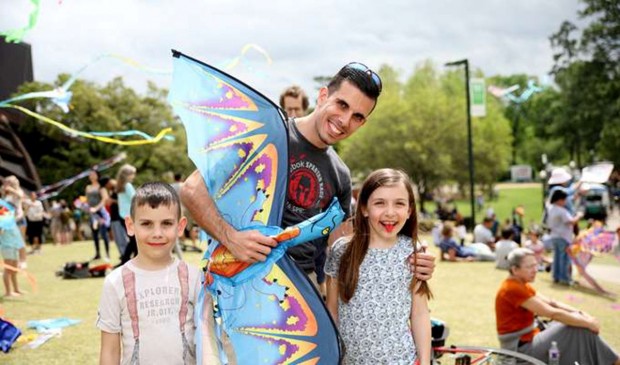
[548,341,560,365]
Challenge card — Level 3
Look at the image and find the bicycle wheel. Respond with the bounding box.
[432,345,546,365]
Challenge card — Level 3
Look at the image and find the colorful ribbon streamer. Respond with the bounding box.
[89,130,175,141]
[0,0,41,43]
[37,153,127,200]
[1,104,173,146]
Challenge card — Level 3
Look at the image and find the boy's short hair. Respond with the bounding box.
[550,189,568,203]
[501,228,514,240]
[130,182,181,219]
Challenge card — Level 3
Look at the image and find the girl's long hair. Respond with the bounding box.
[337,168,432,302]
[116,164,137,193]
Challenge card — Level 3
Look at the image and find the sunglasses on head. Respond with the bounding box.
[344,62,383,93]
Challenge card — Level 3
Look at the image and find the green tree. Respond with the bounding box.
[550,0,620,166]
[338,62,512,212]
[14,76,194,199]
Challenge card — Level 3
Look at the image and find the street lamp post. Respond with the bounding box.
[445,59,476,229]
[539,170,547,211]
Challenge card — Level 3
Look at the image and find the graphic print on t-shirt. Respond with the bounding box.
[288,154,325,212]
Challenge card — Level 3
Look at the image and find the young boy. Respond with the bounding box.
[97,182,219,364]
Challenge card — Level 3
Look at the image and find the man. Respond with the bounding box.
[279,85,309,118]
[473,217,496,250]
[181,62,436,288]
[495,248,619,364]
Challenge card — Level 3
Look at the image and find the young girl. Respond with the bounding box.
[85,170,111,260]
[325,168,432,364]
[1,175,27,297]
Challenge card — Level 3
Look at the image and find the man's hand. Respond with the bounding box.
[223,228,278,263]
[408,247,436,281]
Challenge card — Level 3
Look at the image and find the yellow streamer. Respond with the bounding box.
[224,43,273,71]
[3,104,172,146]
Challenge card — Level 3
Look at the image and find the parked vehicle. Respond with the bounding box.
[581,183,611,221]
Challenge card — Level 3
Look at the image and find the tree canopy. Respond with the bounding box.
[15,76,194,199]
[338,62,512,210]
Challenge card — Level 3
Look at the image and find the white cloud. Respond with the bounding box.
[1,0,582,105]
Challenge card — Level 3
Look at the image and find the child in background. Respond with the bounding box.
[439,223,476,262]
[495,228,519,270]
[97,182,219,364]
[524,228,552,272]
[1,176,27,298]
[325,169,431,364]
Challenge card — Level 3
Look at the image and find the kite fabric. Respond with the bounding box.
[168,50,343,364]
[487,80,543,104]
[568,223,619,296]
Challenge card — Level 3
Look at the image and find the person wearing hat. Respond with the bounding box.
[547,167,582,214]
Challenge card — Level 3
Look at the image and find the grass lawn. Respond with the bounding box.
[0,241,206,365]
[454,184,544,229]
[2,238,619,364]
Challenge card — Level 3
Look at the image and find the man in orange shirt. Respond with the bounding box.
[495,248,619,364]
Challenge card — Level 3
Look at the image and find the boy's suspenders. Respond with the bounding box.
[121,261,194,365]
[121,267,141,365]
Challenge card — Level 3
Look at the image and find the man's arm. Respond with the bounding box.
[99,331,120,365]
[180,170,277,262]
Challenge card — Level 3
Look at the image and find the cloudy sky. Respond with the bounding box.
[1,0,583,105]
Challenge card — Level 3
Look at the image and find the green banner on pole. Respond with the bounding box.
[470,78,486,117]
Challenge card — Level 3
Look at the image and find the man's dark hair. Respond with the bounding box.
[501,228,514,240]
[279,85,309,111]
[550,189,568,203]
[327,65,381,101]
[130,182,181,219]
[483,217,494,224]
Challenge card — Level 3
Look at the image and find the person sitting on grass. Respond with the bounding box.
[495,228,519,270]
[97,182,220,364]
[495,248,619,365]
[439,224,477,262]
[524,228,551,272]
[473,217,496,251]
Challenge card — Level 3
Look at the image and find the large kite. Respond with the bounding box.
[168,50,343,364]
[569,222,619,297]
